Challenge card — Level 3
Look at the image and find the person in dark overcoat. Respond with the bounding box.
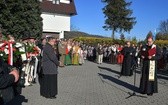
[40,36,60,99]
[121,41,136,76]
[0,57,19,104]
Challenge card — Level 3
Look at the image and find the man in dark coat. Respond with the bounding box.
[0,57,19,104]
[121,41,136,76]
[139,36,161,96]
[41,36,60,99]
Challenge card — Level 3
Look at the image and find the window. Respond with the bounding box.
[52,0,60,4]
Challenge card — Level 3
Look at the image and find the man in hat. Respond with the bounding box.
[139,36,161,96]
[27,37,41,84]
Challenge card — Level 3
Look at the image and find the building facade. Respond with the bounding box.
[40,0,77,39]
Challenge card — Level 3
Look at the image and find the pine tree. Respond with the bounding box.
[102,0,136,39]
[120,33,125,40]
[145,31,153,41]
[0,0,42,39]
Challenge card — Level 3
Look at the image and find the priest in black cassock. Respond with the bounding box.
[121,41,136,76]
[139,36,161,96]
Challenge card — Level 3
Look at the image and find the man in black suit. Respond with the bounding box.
[0,57,19,104]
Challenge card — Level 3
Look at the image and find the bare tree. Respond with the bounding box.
[159,19,168,34]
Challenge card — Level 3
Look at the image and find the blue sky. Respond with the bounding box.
[71,0,168,40]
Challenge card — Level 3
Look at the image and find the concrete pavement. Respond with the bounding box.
[8,60,168,105]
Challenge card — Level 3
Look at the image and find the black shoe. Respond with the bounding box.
[44,96,56,99]
[50,96,56,99]
[147,93,153,96]
[32,80,36,84]
[141,92,145,94]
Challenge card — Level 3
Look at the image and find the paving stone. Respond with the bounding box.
[8,60,168,105]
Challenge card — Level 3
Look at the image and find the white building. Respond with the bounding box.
[40,0,77,39]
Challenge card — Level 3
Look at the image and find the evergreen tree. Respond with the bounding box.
[0,0,42,39]
[120,33,125,40]
[145,31,153,41]
[131,36,137,43]
[102,0,136,39]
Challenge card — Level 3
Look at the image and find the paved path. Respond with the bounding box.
[8,61,168,105]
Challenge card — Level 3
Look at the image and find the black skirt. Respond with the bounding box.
[40,74,58,98]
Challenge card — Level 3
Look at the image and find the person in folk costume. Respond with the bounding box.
[162,47,168,70]
[41,36,60,99]
[111,44,117,64]
[20,37,31,86]
[106,45,111,62]
[139,36,161,96]
[72,42,80,65]
[64,40,72,65]
[87,45,93,61]
[103,45,108,62]
[58,40,66,67]
[157,46,167,70]
[97,44,103,64]
[121,41,136,76]
[163,46,168,70]
[21,37,39,86]
[27,37,41,84]
[83,45,88,60]
[78,46,84,65]
[117,44,124,64]
[92,46,97,62]
[95,43,100,62]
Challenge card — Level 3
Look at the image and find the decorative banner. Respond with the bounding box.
[16,42,27,61]
[8,41,14,65]
[0,41,14,65]
[149,60,155,81]
[148,44,156,81]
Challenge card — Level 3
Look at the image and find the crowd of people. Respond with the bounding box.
[0,32,168,104]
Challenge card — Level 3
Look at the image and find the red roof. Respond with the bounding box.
[40,0,77,16]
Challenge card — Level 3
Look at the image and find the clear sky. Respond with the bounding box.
[71,0,168,40]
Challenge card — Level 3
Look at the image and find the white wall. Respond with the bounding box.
[60,0,70,4]
[41,0,70,4]
[41,13,70,33]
